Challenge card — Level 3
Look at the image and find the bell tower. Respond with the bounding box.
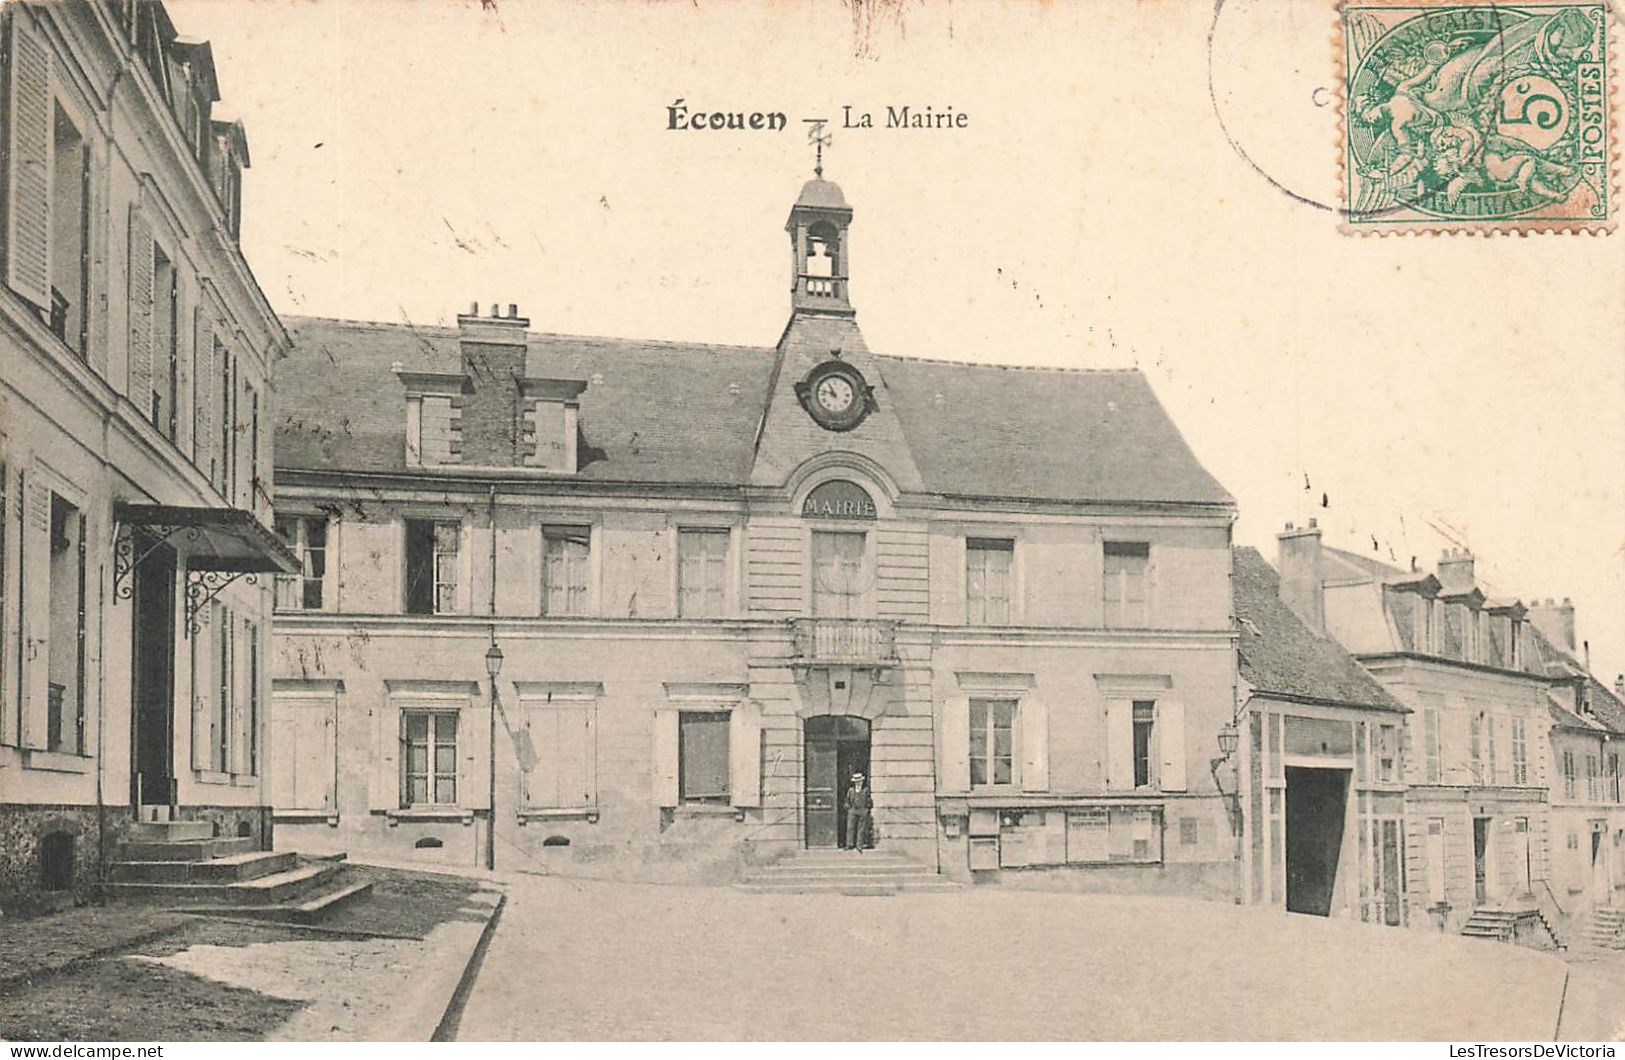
[786,174,855,317]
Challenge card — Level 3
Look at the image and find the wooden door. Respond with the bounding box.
[1473,818,1490,904]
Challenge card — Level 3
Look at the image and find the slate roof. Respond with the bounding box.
[1232,547,1406,711]
[274,316,1233,506]
[1526,623,1625,735]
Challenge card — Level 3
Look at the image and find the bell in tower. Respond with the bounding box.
[786,175,855,317]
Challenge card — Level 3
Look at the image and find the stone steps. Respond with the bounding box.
[119,836,258,862]
[110,850,297,884]
[186,880,377,925]
[737,848,961,896]
[105,860,344,905]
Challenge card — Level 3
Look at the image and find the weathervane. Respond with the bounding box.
[802,117,831,178]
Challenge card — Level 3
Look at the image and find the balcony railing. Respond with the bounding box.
[790,617,899,667]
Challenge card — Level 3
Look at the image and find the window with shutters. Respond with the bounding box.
[969,698,1016,788]
[152,245,177,438]
[1103,541,1150,628]
[1611,753,1621,803]
[270,694,336,812]
[965,538,1013,625]
[677,528,728,618]
[1588,753,1602,802]
[1423,708,1442,783]
[273,515,328,611]
[1426,818,1447,904]
[811,531,868,618]
[1377,723,1397,783]
[543,526,592,617]
[220,344,233,498]
[1469,714,1484,785]
[1563,750,1577,800]
[45,493,85,754]
[1512,717,1529,786]
[520,695,597,811]
[678,711,730,804]
[246,623,260,776]
[48,102,90,356]
[402,711,458,807]
[404,519,460,615]
[210,603,235,773]
[1132,700,1160,788]
[249,386,261,512]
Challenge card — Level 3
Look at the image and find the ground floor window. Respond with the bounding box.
[402,711,458,806]
[678,710,730,804]
[969,698,1015,788]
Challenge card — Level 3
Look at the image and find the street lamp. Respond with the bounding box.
[484,641,504,871]
[1211,719,1242,839]
[1216,720,1239,760]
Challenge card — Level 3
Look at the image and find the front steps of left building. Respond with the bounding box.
[104,820,373,924]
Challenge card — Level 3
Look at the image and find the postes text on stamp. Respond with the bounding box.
[1341,2,1612,232]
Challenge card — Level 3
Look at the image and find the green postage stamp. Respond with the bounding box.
[1341,2,1613,232]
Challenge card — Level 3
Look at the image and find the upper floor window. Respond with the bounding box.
[274,515,328,611]
[965,538,1013,625]
[969,697,1016,788]
[49,102,90,356]
[542,526,591,616]
[1563,749,1577,800]
[1377,723,1398,783]
[46,492,86,755]
[1587,754,1602,802]
[152,244,177,438]
[405,519,459,615]
[1511,717,1529,786]
[677,528,729,619]
[811,530,868,619]
[1103,542,1150,628]
[1423,707,1442,783]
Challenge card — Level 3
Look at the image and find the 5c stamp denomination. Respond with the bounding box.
[1341,2,1613,232]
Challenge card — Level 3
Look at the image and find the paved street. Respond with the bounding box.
[455,873,1570,1041]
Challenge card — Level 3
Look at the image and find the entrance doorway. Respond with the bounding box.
[1473,817,1491,905]
[1513,817,1532,896]
[1592,825,1610,903]
[130,539,176,812]
[804,715,870,848]
[1284,766,1348,916]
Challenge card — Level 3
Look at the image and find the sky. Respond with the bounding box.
[169,0,1625,681]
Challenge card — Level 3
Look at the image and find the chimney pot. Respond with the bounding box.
[469,301,479,315]
[1285,522,1295,531]
[508,303,519,318]
[490,303,499,317]
[1308,518,1318,529]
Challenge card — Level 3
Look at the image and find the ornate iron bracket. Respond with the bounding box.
[112,522,199,601]
[184,570,257,635]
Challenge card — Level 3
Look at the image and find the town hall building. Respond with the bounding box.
[267,174,1243,890]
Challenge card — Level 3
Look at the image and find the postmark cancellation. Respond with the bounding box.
[1340,2,1614,233]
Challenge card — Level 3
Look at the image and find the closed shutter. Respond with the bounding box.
[189,618,212,770]
[1105,699,1133,791]
[18,476,49,748]
[1020,696,1049,792]
[269,712,297,808]
[938,696,970,794]
[370,700,400,811]
[729,700,761,808]
[126,205,153,414]
[193,313,212,472]
[1158,700,1187,792]
[293,703,334,810]
[5,11,51,309]
[652,710,679,808]
[461,699,488,810]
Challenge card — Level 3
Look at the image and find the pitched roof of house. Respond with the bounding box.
[1526,623,1625,735]
[273,316,1233,505]
[1232,547,1406,711]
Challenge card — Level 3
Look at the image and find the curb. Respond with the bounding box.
[431,890,507,1042]
[361,885,506,1042]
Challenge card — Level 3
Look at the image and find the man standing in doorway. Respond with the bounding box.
[844,772,873,852]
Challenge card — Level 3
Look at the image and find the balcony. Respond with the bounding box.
[790,617,899,668]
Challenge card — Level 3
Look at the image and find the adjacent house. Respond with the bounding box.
[0,0,293,911]
[1275,524,1565,934]
[1233,544,1411,924]
[268,174,1242,891]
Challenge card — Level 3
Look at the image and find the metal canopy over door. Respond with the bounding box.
[131,538,176,811]
[804,715,870,848]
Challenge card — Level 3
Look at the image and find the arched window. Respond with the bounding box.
[805,222,839,295]
[413,836,444,850]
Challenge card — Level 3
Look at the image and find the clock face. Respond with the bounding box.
[815,375,855,414]
[797,359,871,431]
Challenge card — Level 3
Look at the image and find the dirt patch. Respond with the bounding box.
[314,865,487,939]
[0,906,188,989]
[0,955,302,1042]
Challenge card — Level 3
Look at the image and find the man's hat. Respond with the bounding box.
[852,772,865,780]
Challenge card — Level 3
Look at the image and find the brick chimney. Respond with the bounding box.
[1276,519,1324,633]
[1615,674,1624,701]
[1528,597,1577,653]
[1436,547,1476,593]
[457,301,530,466]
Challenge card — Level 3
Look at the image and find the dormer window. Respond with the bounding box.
[518,378,587,472]
[396,370,469,467]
